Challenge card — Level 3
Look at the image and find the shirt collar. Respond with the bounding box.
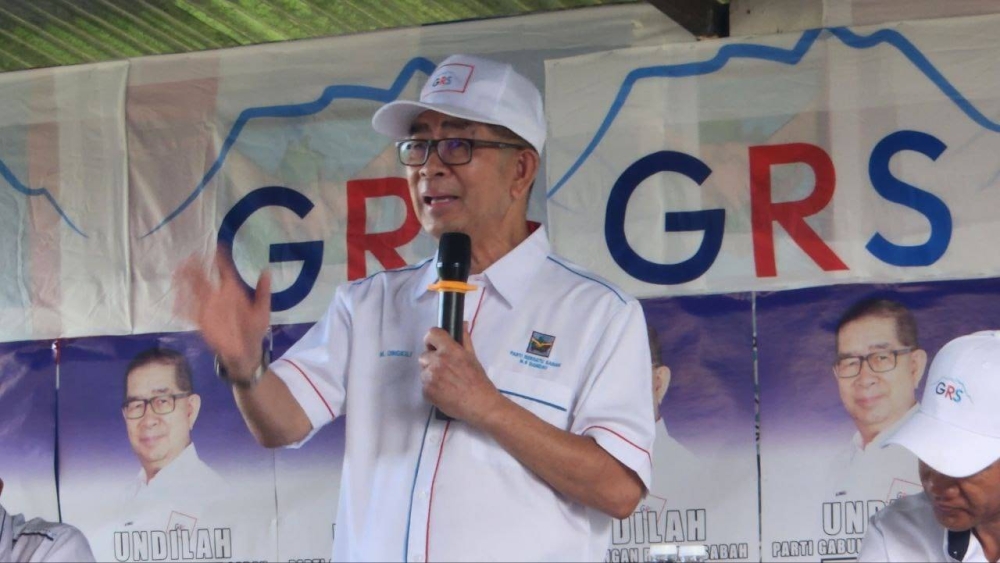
[135,442,200,488]
[853,404,920,452]
[413,225,550,308]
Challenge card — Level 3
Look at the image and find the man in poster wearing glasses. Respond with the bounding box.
[827,298,926,503]
[117,347,225,532]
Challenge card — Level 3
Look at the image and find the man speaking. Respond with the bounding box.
[178,54,654,561]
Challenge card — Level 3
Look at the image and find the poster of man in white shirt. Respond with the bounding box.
[826,298,926,503]
[116,348,228,534]
[607,295,760,563]
[57,334,278,563]
[759,277,1000,562]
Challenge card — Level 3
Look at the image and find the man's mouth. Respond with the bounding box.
[855,393,885,407]
[423,195,458,206]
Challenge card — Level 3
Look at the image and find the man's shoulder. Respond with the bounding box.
[15,518,95,562]
[17,517,77,541]
[343,257,432,294]
[872,492,938,531]
[540,252,636,307]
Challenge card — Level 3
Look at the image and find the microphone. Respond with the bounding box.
[433,232,472,421]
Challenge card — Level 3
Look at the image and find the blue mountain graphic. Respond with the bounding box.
[547,26,1000,199]
[140,56,438,238]
[0,159,87,237]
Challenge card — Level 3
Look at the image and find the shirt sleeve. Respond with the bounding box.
[570,298,655,490]
[270,284,352,447]
[858,513,889,563]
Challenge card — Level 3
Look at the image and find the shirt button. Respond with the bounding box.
[418,490,428,500]
[411,555,424,562]
[428,433,440,445]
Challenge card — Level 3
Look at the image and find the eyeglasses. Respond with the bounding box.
[396,138,530,166]
[122,392,192,419]
[832,348,913,379]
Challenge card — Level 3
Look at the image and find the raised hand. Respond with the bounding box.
[174,247,272,380]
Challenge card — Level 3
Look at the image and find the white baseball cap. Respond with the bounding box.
[371,54,546,154]
[884,330,1000,478]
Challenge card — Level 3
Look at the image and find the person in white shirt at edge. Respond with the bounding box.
[859,330,1000,562]
[175,54,654,562]
[118,347,226,530]
[827,298,927,501]
[0,478,95,562]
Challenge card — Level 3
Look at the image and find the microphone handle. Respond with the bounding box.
[438,291,465,344]
[435,290,465,421]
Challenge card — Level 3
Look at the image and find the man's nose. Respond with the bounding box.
[855,359,880,385]
[139,407,161,425]
[419,147,448,177]
[923,468,958,498]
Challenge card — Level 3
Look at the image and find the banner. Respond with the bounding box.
[545,14,1000,297]
[125,3,691,335]
[57,333,277,562]
[610,294,759,562]
[0,62,129,342]
[758,277,1000,562]
[0,340,57,521]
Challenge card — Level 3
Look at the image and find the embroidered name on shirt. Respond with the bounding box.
[509,350,562,371]
[379,350,413,358]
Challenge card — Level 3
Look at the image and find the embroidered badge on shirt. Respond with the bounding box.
[527,331,555,358]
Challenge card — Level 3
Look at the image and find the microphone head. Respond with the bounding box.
[436,232,472,282]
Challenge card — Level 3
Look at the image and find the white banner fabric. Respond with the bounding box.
[545,14,1000,298]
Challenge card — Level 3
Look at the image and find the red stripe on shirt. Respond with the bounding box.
[581,425,652,465]
[425,420,451,562]
[278,358,337,420]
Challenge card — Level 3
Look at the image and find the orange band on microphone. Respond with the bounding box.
[427,280,478,293]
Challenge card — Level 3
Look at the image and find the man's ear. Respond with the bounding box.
[653,365,672,405]
[186,393,202,430]
[510,149,539,202]
[910,349,928,389]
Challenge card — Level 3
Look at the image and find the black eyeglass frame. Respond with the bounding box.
[832,347,914,379]
[121,392,193,419]
[395,137,530,166]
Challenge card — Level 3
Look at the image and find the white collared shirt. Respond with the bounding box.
[273,226,655,562]
[827,406,922,503]
[0,503,95,562]
[860,492,989,562]
[117,443,227,531]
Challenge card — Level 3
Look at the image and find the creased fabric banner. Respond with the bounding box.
[57,333,278,562]
[545,14,1000,298]
[0,62,129,342]
[757,277,1000,561]
[611,295,759,563]
[0,340,57,521]
[127,3,691,334]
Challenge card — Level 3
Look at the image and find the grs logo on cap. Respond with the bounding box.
[934,377,971,403]
[426,63,474,94]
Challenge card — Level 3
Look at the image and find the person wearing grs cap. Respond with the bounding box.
[859,330,1000,562]
[177,54,654,561]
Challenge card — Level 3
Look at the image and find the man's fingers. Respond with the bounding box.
[462,322,476,355]
[424,327,452,351]
[215,245,241,286]
[254,270,272,318]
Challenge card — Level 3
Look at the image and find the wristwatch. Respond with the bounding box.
[215,348,270,389]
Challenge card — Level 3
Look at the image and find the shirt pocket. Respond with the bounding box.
[462,369,574,470]
[489,368,573,431]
